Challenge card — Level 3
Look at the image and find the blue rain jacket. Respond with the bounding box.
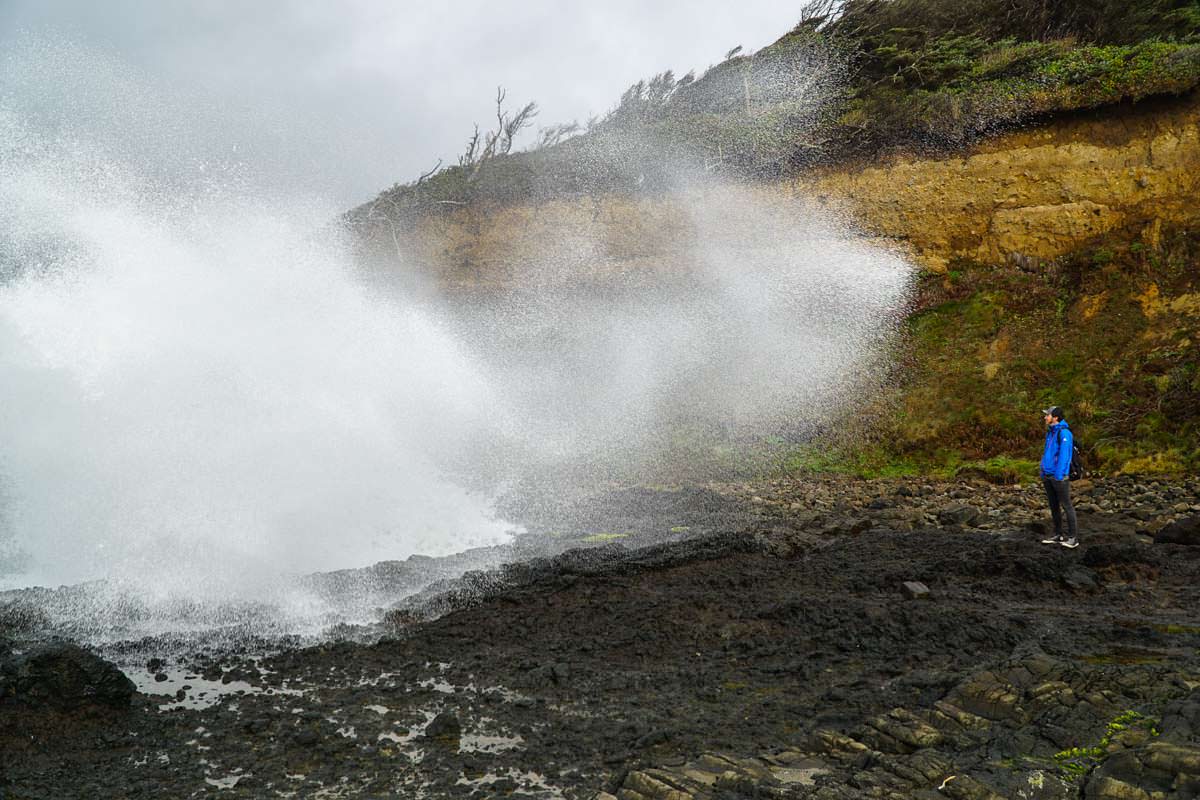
[1040,421,1073,480]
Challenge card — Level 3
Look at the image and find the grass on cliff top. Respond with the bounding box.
[835,38,1200,156]
[349,0,1200,223]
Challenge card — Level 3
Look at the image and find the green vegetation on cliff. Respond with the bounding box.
[819,0,1200,150]
[350,0,1200,220]
[831,228,1200,478]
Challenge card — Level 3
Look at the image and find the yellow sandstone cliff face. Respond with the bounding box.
[794,93,1200,272]
[389,93,1199,284]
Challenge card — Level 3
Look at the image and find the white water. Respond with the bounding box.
[0,40,914,638]
[0,51,512,611]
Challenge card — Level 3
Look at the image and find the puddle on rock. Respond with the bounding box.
[125,668,304,710]
[204,772,244,789]
[455,769,564,797]
[461,731,524,753]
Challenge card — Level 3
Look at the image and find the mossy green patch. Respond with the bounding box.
[851,229,1200,477]
[953,456,1040,484]
[581,532,631,543]
[1053,710,1160,781]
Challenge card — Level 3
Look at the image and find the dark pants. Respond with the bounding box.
[1042,476,1078,540]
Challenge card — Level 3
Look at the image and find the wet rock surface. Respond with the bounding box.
[0,642,135,709]
[0,475,1198,798]
[1154,514,1200,547]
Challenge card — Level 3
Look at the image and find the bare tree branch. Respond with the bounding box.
[459,125,481,168]
[458,86,539,179]
[416,159,442,184]
[494,86,507,137]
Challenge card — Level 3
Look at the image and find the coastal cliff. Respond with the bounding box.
[358,94,1199,476]
[372,92,1199,285]
[798,92,1200,272]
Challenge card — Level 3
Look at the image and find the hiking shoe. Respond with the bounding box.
[1041,535,1064,545]
[1060,538,1080,549]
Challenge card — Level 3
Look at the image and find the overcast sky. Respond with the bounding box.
[1,2,802,206]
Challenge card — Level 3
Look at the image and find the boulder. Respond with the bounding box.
[864,707,944,751]
[424,710,462,747]
[1082,542,1153,568]
[294,729,320,746]
[525,660,571,688]
[0,642,135,709]
[1154,514,1200,546]
[0,601,49,644]
[1161,688,1200,745]
[1062,566,1100,591]
[1085,742,1200,798]
[875,507,927,531]
[938,503,982,527]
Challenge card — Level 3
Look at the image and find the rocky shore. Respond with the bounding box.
[1,475,1198,799]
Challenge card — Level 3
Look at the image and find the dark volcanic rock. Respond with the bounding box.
[1,476,1197,799]
[524,661,571,688]
[0,601,50,640]
[0,643,135,709]
[425,710,462,747]
[1161,687,1200,744]
[294,729,319,747]
[1082,541,1154,567]
[938,502,982,526]
[1085,742,1200,798]
[1154,513,1200,546]
[1062,566,1100,591]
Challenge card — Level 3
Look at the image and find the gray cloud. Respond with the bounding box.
[1,1,801,205]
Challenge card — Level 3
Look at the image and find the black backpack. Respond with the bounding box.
[1068,442,1084,481]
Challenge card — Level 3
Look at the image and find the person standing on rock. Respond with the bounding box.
[1039,406,1079,549]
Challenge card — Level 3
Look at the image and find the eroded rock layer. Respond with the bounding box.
[378,93,1200,285]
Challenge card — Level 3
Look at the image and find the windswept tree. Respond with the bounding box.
[603,71,681,128]
[459,87,538,180]
[534,121,582,150]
